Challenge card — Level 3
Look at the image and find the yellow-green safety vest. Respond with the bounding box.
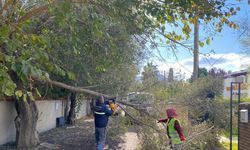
[167,118,182,145]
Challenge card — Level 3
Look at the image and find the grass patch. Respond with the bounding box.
[221,141,238,150]
[222,132,238,139]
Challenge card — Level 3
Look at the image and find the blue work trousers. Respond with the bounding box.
[95,127,107,150]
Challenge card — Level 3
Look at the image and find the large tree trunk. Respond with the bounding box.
[67,92,77,125]
[14,96,39,148]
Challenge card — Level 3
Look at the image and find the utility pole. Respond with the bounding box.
[193,18,199,81]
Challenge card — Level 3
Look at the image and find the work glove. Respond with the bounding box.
[180,135,185,142]
[158,118,168,123]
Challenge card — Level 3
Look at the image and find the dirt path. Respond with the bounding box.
[117,132,140,150]
[0,117,140,150]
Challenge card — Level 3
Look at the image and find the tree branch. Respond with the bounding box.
[117,103,164,134]
[0,0,14,17]
[17,4,50,24]
[181,125,215,149]
[33,76,159,118]
[33,76,110,98]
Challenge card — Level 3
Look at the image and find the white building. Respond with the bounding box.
[223,70,249,98]
[0,99,91,145]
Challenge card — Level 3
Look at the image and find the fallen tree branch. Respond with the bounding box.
[18,4,50,24]
[33,76,154,111]
[181,125,215,149]
[35,76,216,150]
[34,76,171,136]
[33,77,110,98]
[80,85,99,89]
[117,103,164,134]
[34,76,155,117]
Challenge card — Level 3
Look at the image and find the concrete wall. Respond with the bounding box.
[0,100,64,145]
[0,101,16,145]
[239,102,250,150]
[36,100,64,133]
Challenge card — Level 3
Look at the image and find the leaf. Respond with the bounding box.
[23,93,27,101]
[230,7,234,12]
[35,88,42,97]
[15,90,23,98]
[21,61,29,76]
[95,66,106,73]
[67,71,76,80]
[11,63,21,73]
[3,81,16,96]
[199,42,204,47]
[0,68,15,96]
[206,38,210,45]
[55,65,65,76]
[44,73,50,80]
[233,24,237,29]
[27,92,35,101]
[73,47,78,55]
[0,26,9,40]
[0,52,5,62]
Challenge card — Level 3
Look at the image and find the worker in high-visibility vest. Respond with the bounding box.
[158,108,185,150]
[94,96,117,150]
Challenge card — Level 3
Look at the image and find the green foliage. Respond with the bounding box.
[15,90,23,98]
[0,0,241,99]
[140,127,168,150]
[176,76,234,149]
[0,69,16,96]
[198,68,208,77]
[0,0,149,99]
[183,123,224,150]
[208,68,227,77]
[181,76,224,118]
[241,97,250,102]
[126,75,228,149]
[142,62,159,88]
[42,1,145,96]
[221,141,238,150]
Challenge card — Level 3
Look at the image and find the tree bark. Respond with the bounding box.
[67,92,77,125]
[64,94,70,120]
[14,96,39,148]
[193,19,199,81]
[33,76,110,97]
[33,76,140,109]
[8,71,39,148]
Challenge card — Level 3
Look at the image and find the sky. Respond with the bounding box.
[149,0,250,79]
